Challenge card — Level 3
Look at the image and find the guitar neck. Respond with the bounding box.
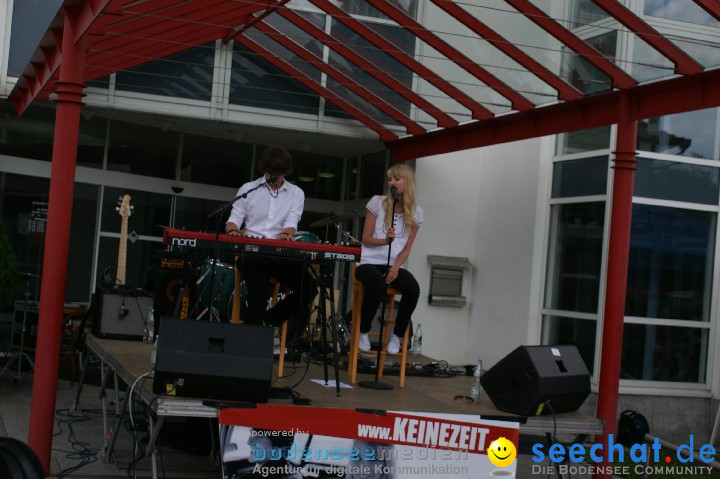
[116,218,128,285]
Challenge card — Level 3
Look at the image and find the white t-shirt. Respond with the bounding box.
[226,177,304,238]
[359,195,423,267]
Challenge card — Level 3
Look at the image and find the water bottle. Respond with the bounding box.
[411,324,422,355]
[470,358,483,402]
[150,335,158,368]
[143,308,155,343]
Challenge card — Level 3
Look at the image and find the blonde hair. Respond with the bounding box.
[383,163,417,231]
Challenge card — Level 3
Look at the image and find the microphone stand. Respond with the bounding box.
[359,195,397,391]
[202,181,269,321]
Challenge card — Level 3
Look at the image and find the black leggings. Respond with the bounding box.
[355,264,420,337]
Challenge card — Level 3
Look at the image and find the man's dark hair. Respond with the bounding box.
[258,146,293,176]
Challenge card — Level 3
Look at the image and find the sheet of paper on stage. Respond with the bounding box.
[310,379,352,388]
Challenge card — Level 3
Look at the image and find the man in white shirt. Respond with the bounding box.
[225,146,315,329]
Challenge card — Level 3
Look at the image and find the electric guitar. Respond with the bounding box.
[115,194,133,285]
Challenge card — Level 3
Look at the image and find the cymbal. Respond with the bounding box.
[310,213,355,228]
[155,224,171,229]
[19,272,40,279]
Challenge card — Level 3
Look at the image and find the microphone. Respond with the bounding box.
[118,304,129,320]
[267,175,278,185]
[390,186,399,203]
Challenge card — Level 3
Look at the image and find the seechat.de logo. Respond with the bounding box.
[531,434,717,476]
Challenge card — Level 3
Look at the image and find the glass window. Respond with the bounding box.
[0,101,105,168]
[0,174,98,303]
[544,202,605,314]
[555,126,611,155]
[0,100,54,162]
[634,158,720,205]
[626,205,715,322]
[329,21,414,89]
[326,20,415,120]
[331,0,418,19]
[101,187,171,238]
[66,183,100,301]
[174,196,231,234]
[107,119,179,179]
[631,37,675,83]
[180,134,253,188]
[560,32,615,96]
[1,174,50,301]
[570,0,609,26]
[541,315,597,373]
[346,157,359,200]
[552,156,608,198]
[359,151,387,199]
[621,324,708,382]
[230,43,320,115]
[77,115,107,169]
[637,109,718,160]
[291,150,344,201]
[644,0,720,27]
[87,77,111,89]
[115,43,215,102]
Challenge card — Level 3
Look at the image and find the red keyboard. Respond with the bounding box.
[163,228,361,263]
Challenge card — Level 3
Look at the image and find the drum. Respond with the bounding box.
[196,259,235,313]
[294,231,320,243]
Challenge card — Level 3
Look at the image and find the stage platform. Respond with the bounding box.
[72,334,604,478]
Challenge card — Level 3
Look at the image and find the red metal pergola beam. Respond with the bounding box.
[427,0,583,100]
[503,0,637,90]
[390,66,720,160]
[694,0,720,21]
[71,0,113,42]
[234,33,398,142]
[308,0,494,120]
[83,2,277,81]
[591,0,704,75]
[11,28,64,113]
[277,7,457,129]
[365,0,535,111]
[86,0,258,71]
[223,0,291,43]
[252,20,425,136]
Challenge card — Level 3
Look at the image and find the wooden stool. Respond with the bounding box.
[348,264,410,387]
[231,265,289,378]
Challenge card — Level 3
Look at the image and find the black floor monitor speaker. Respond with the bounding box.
[153,318,274,403]
[92,287,153,340]
[480,345,590,416]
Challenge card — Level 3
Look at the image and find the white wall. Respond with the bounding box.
[409,137,551,367]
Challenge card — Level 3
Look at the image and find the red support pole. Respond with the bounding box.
[594,94,637,478]
[27,8,86,474]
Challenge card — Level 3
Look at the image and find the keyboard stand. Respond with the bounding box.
[312,263,342,396]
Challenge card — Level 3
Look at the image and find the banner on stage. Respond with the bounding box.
[219,404,519,479]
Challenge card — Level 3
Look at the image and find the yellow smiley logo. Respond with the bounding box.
[488,437,517,468]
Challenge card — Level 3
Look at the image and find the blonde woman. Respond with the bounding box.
[356,163,423,355]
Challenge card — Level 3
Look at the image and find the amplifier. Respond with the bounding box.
[153,318,273,403]
[92,287,153,341]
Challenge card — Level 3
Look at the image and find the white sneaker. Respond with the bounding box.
[358,333,371,352]
[386,334,401,355]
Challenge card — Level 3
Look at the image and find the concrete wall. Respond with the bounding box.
[409,136,552,366]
